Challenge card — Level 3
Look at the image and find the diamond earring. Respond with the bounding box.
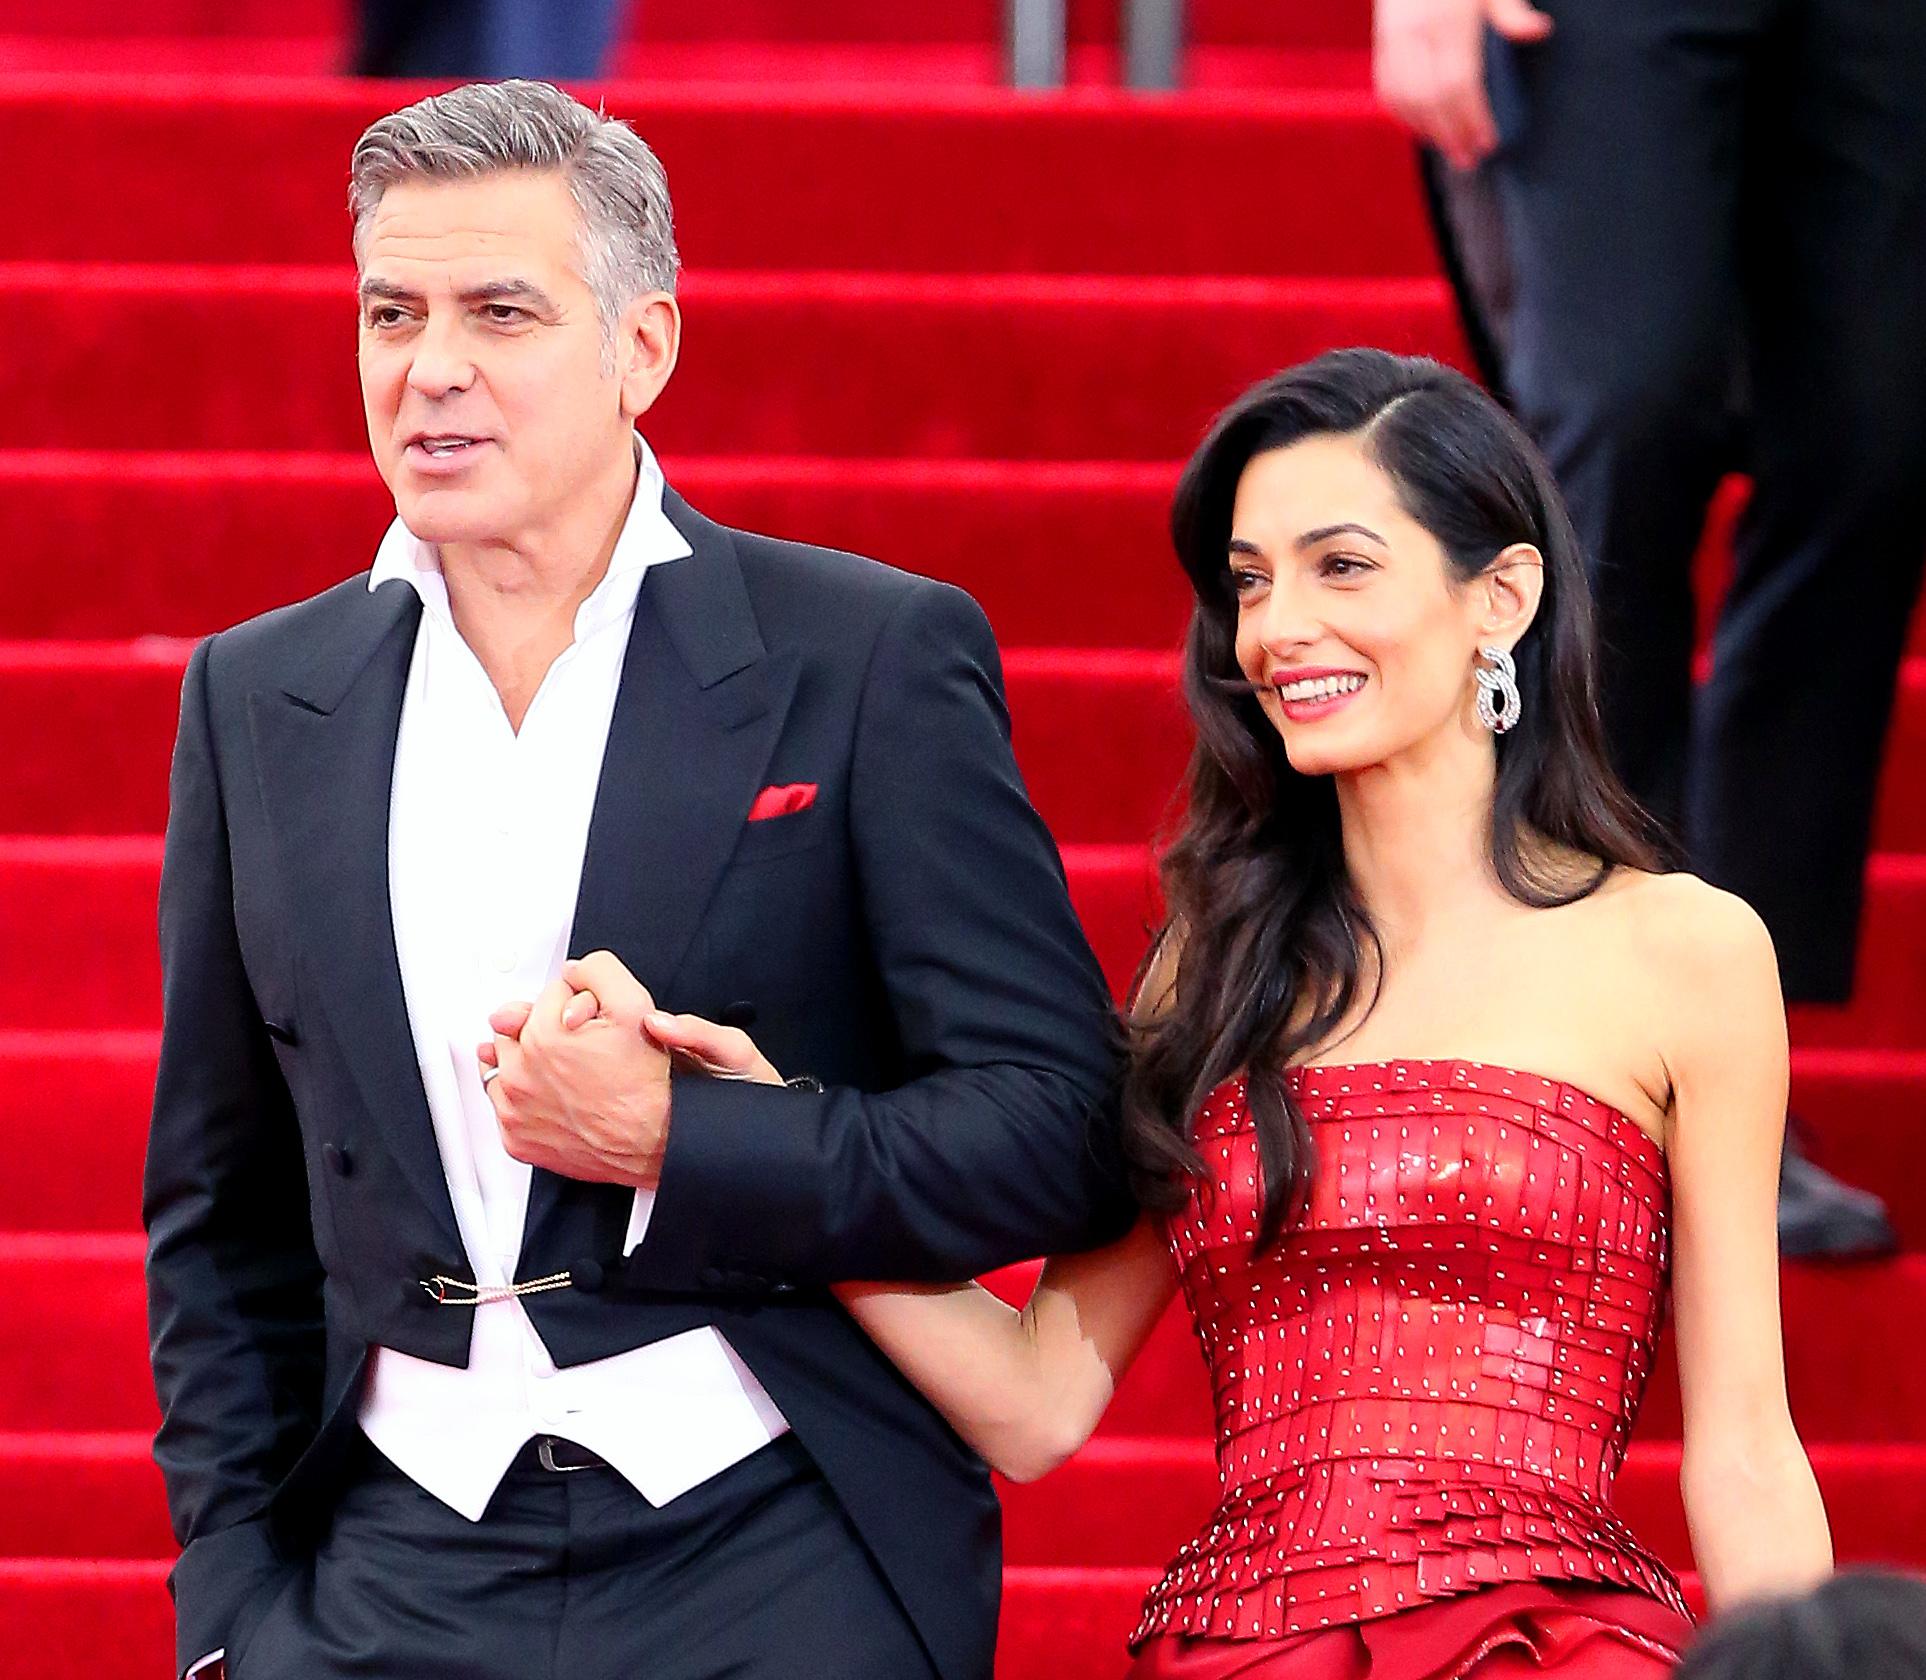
[1474,644,1521,734]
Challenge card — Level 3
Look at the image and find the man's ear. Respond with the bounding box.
[1479,543,1546,648]
[617,292,681,420]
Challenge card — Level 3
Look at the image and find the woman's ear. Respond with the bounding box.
[1479,543,1546,649]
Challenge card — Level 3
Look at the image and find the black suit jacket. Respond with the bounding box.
[144,490,1133,1680]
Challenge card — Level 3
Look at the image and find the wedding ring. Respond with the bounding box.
[480,1064,503,1088]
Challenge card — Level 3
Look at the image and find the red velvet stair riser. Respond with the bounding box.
[0,269,1465,459]
[4,1036,1920,1241]
[0,1238,1921,1443]
[9,648,1926,850]
[0,1432,1921,1573]
[0,460,1774,652]
[6,841,1924,1048]
[0,0,1373,49]
[0,91,1424,274]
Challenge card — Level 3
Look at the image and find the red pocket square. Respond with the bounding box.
[748,782,818,822]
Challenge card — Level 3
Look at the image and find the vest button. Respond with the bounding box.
[571,1259,606,1294]
[323,1142,354,1177]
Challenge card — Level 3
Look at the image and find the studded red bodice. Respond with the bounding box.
[1133,1059,1689,1648]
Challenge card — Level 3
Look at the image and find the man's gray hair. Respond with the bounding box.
[349,79,679,342]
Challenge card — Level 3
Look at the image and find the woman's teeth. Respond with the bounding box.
[1273,673,1366,704]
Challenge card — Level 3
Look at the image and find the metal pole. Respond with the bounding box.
[1008,0,1067,89]
[1124,0,1184,90]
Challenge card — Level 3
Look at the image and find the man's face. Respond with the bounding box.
[356,170,653,551]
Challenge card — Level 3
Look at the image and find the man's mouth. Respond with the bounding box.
[405,434,490,461]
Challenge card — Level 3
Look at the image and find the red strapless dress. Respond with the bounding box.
[1129,1060,1694,1679]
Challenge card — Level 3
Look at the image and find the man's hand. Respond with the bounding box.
[1373,0,1553,171]
[477,951,673,1189]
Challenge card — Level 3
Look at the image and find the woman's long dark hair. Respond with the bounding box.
[1123,348,1672,1249]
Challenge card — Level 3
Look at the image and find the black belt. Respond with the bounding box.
[515,1435,610,1474]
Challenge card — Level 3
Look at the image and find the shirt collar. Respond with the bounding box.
[367,432,692,641]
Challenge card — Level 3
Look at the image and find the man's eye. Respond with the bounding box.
[367,306,406,328]
[484,304,527,324]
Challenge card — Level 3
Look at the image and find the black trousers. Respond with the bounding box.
[1485,0,1926,1002]
[352,0,625,77]
[223,1436,940,1680]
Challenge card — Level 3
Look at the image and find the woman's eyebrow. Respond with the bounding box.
[1295,522,1387,550]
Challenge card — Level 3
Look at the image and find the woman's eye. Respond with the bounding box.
[1230,567,1268,596]
[1321,554,1374,579]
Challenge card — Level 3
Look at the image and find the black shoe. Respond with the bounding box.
[1778,1129,1898,1261]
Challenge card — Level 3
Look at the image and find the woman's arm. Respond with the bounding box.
[836,1221,1179,1481]
[643,936,1184,1482]
[1646,877,1832,1606]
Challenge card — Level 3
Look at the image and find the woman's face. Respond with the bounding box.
[1228,434,1503,778]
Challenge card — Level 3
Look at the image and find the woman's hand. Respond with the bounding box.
[484,987,786,1087]
[641,1008,786,1086]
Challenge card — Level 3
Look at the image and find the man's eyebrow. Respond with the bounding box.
[1294,522,1387,550]
[355,278,562,313]
[460,279,561,312]
[357,276,419,306]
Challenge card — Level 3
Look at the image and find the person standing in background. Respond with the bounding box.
[353,0,627,78]
[1373,0,1926,1257]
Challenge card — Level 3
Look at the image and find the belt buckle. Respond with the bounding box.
[536,1436,593,1474]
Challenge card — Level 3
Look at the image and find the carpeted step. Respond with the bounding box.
[6,1032,1921,1241]
[3,1430,1920,1573]
[0,264,1463,459]
[12,644,1926,857]
[5,839,1926,1047]
[1,457,1888,660]
[0,81,1420,273]
[0,40,1374,88]
[0,1560,1716,1680]
[0,0,1371,49]
[0,1563,1063,1680]
[1059,846,1926,1052]
[0,456,1799,657]
[1005,1439,1926,1573]
[2,1233,1921,1440]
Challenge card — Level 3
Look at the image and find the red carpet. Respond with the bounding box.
[0,17,1921,1680]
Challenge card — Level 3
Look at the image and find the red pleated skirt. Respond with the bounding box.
[1129,1583,1693,1680]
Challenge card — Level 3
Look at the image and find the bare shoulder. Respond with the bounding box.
[1613,868,1778,982]
[1610,870,1786,1100]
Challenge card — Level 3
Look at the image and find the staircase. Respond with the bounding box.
[0,3,1921,1674]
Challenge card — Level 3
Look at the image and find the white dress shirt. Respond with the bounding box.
[355,436,790,1521]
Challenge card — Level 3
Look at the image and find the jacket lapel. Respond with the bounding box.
[248,579,464,1250]
[519,493,800,1273]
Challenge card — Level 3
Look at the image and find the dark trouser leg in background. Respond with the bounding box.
[1484,0,1918,1254]
[1693,0,1926,1256]
[1488,0,1755,840]
[353,0,627,78]
[1688,0,1926,1007]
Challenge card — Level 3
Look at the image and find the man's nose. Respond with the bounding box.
[405,314,476,399]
